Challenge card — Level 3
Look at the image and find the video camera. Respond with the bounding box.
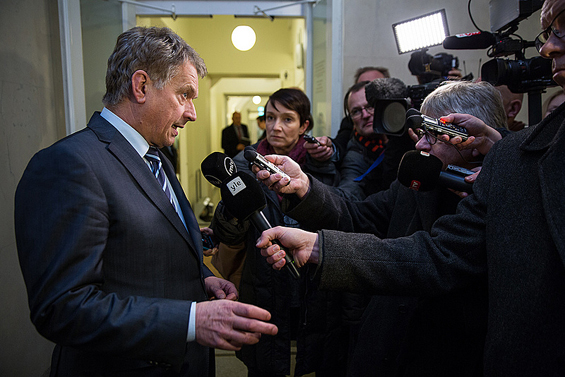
[442,0,555,124]
[371,101,469,139]
[406,49,473,110]
[407,50,456,110]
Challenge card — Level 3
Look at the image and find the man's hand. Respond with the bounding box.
[200,227,219,257]
[204,276,238,301]
[438,113,502,157]
[450,166,482,199]
[195,300,278,350]
[447,68,463,80]
[256,226,319,270]
[304,136,334,162]
[252,155,310,198]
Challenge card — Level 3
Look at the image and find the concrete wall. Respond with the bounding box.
[0,0,65,375]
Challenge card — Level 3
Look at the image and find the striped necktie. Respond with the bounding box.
[145,147,177,212]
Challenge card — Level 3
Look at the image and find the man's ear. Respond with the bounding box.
[507,99,522,119]
[131,70,149,104]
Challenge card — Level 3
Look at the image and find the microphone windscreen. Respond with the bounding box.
[397,150,443,191]
[364,78,408,105]
[201,152,237,187]
[442,32,496,50]
[220,171,266,220]
[243,146,258,162]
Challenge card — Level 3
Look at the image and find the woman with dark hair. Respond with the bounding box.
[211,88,344,377]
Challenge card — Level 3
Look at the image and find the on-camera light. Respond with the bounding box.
[393,9,449,54]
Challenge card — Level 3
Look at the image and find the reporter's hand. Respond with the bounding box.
[200,227,219,256]
[204,276,238,301]
[256,226,319,270]
[251,155,310,198]
[195,300,278,350]
[438,113,502,157]
[450,166,482,198]
[447,68,463,80]
[304,136,334,162]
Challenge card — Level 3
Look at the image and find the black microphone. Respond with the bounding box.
[364,77,408,105]
[220,171,300,279]
[442,31,496,50]
[201,152,237,187]
[397,150,474,193]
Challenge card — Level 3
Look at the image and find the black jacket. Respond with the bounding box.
[211,143,345,376]
[284,178,487,376]
[306,103,565,375]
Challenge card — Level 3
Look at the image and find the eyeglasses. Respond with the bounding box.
[415,128,439,145]
[350,105,374,120]
[535,8,565,54]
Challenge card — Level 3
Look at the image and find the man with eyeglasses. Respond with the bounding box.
[251,80,506,375]
[258,1,565,374]
[333,78,409,200]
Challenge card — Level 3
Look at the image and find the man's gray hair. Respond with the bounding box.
[102,26,207,106]
[421,81,508,130]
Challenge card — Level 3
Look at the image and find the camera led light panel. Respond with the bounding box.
[393,9,449,54]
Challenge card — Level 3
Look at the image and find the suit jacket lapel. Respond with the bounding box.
[88,113,197,253]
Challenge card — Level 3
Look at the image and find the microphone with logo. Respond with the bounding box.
[219,171,301,279]
[200,152,238,188]
[397,150,474,193]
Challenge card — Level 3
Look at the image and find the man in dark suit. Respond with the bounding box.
[14,26,277,377]
[222,111,250,158]
[256,1,565,374]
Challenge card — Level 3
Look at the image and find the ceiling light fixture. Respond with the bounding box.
[231,25,256,51]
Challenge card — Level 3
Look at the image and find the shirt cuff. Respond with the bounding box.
[187,301,196,342]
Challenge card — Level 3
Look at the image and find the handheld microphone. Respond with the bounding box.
[397,150,474,193]
[220,171,300,279]
[442,31,497,50]
[243,146,291,182]
[201,152,237,187]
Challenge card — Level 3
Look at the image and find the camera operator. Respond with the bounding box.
[334,78,409,200]
[408,49,463,85]
[257,1,565,374]
[253,81,506,376]
[333,66,391,158]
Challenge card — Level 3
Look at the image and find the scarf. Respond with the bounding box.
[256,135,308,167]
[354,131,386,158]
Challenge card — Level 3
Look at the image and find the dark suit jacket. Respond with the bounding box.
[15,112,214,376]
[296,103,565,375]
[221,123,250,158]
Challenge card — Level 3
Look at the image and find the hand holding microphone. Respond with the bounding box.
[244,147,311,199]
[397,150,474,193]
[244,146,291,182]
[201,152,300,279]
[220,172,301,279]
